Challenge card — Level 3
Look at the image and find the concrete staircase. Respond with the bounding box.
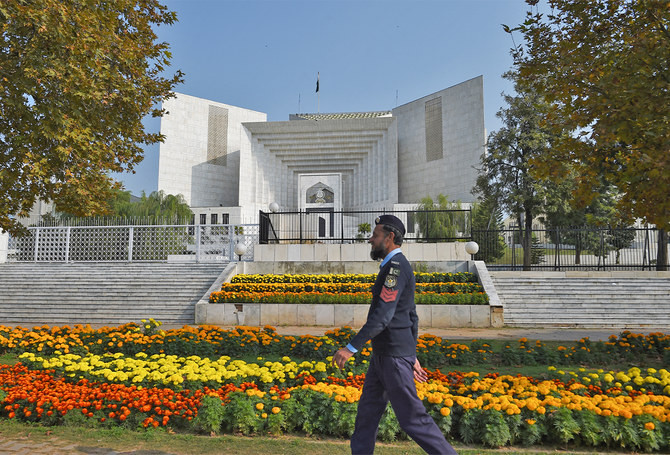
[0,263,228,326]
[491,272,670,328]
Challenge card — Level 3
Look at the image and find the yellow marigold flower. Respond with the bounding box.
[440,407,450,417]
[261,413,267,419]
[526,419,536,425]
[255,403,264,410]
[645,422,655,431]
[272,407,280,414]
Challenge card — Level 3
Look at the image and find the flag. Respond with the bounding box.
[316,72,319,93]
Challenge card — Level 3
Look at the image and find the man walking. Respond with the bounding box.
[332,214,457,454]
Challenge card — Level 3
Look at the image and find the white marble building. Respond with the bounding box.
[158,76,485,226]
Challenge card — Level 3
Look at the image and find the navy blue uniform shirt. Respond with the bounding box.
[348,252,418,357]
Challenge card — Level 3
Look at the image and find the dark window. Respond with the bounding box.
[211,213,218,224]
[200,214,207,225]
[222,213,230,224]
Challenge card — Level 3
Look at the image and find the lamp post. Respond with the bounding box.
[269,202,279,213]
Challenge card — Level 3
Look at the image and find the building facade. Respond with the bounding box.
[158,76,485,227]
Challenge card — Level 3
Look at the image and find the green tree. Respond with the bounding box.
[470,195,506,263]
[509,0,669,269]
[0,0,183,235]
[541,174,630,265]
[416,194,464,242]
[123,190,192,223]
[473,72,560,270]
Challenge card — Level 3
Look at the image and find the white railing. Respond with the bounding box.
[5,224,258,263]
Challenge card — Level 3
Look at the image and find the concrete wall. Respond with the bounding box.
[253,242,471,263]
[196,302,501,328]
[158,93,266,207]
[393,76,485,204]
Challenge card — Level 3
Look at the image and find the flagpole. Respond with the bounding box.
[316,72,320,113]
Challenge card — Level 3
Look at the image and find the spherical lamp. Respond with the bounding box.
[464,241,479,256]
[234,242,248,261]
[269,202,279,213]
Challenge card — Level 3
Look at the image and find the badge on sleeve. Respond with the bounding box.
[380,269,399,302]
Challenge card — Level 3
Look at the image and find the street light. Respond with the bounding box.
[269,202,279,213]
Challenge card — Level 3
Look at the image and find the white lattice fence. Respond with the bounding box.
[6,224,258,263]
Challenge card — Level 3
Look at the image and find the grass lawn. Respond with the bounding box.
[0,419,640,455]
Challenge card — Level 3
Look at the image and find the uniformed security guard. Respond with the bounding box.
[333,215,458,455]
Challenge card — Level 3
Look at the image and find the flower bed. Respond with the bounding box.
[210,272,489,305]
[1,323,669,451]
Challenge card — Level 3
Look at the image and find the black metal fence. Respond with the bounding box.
[474,225,667,271]
[259,209,472,244]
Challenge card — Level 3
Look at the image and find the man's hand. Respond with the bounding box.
[332,347,354,369]
[413,358,428,383]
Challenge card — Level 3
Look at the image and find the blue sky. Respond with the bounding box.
[116,0,533,196]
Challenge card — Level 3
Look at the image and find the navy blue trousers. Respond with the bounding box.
[351,355,458,455]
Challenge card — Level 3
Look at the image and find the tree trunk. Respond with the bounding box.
[523,208,533,271]
[657,228,668,271]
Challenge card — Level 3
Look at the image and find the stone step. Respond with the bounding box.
[491,273,670,328]
[0,262,230,326]
[0,286,212,293]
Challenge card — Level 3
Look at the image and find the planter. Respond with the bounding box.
[195,302,502,328]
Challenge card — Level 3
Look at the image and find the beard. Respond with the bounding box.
[370,244,386,261]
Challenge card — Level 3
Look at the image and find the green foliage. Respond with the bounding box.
[220,393,258,435]
[356,222,371,242]
[193,395,226,434]
[63,409,90,428]
[519,417,544,446]
[471,196,506,263]
[546,407,579,445]
[458,409,511,447]
[473,71,561,269]
[377,405,402,442]
[416,194,466,241]
[0,0,183,235]
[530,234,544,265]
[512,0,670,232]
[574,411,601,447]
[541,177,635,264]
[108,190,192,224]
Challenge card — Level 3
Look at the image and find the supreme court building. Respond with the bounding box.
[157,76,485,234]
